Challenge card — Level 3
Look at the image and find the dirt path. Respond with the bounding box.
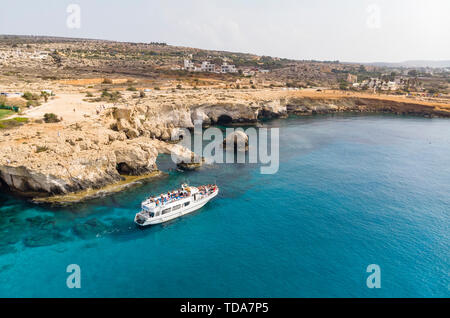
[19,93,107,123]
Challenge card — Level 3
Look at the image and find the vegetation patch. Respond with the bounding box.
[35,146,49,153]
[100,89,122,101]
[22,91,42,107]
[0,109,14,120]
[0,117,29,129]
[43,113,62,123]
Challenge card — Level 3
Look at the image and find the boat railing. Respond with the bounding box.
[151,193,190,207]
[147,185,217,207]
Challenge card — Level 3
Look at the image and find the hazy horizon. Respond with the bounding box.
[1,0,449,63]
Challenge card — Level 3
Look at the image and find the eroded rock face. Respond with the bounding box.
[0,120,199,196]
[112,138,158,175]
[106,98,287,142]
[223,130,249,152]
[1,89,444,198]
[198,103,259,124]
[284,97,440,117]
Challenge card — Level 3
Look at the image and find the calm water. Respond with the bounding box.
[0,114,449,297]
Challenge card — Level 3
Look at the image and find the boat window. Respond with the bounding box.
[172,205,181,211]
[162,208,171,214]
[184,202,190,207]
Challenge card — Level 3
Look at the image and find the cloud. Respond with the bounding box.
[1,0,449,62]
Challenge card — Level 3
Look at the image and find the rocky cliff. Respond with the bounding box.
[0,120,199,197]
[0,89,448,200]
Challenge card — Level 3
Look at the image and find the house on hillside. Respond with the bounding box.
[221,62,237,73]
[201,61,216,72]
[183,59,195,71]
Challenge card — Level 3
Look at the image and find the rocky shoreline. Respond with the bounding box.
[0,90,449,203]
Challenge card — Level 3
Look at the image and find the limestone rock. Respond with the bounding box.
[223,130,249,151]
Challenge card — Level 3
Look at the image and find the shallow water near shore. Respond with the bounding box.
[0,114,449,297]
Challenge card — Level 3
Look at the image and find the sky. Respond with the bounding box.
[0,0,449,63]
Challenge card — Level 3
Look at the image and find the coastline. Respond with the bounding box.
[1,89,449,203]
[32,171,164,205]
[2,114,449,297]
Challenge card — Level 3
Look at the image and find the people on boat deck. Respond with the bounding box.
[147,185,216,207]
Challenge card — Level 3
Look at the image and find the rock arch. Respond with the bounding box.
[217,114,233,124]
[116,162,133,175]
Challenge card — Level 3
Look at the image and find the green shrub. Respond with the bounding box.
[101,90,121,101]
[14,117,28,123]
[22,92,34,100]
[36,146,49,153]
[43,113,61,123]
[127,86,137,91]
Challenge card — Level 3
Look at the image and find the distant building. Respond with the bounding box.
[221,63,237,73]
[381,81,398,91]
[183,59,195,71]
[183,59,217,72]
[242,68,256,76]
[201,61,216,72]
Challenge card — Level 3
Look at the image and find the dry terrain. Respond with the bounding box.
[0,35,448,202]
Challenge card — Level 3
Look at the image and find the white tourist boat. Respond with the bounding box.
[134,184,219,226]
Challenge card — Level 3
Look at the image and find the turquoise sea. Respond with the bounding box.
[0,114,448,297]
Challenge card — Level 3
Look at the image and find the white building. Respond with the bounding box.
[221,63,237,73]
[201,61,215,72]
[382,81,398,91]
[183,59,195,71]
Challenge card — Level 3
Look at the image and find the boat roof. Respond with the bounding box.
[141,184,214,210]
